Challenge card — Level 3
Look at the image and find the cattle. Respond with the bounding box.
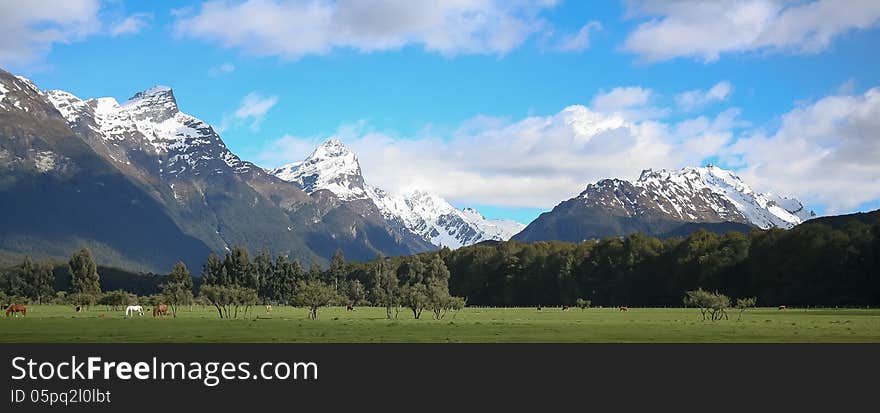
[346,304,355,311]
[619,306,629,312]
[778,305,786,311]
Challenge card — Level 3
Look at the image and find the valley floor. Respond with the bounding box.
[2,306,879,343]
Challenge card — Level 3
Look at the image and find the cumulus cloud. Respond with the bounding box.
[173,0,560,59]
[675,81,733,110]
[590,86,668,120]
[0,0,102,66]
[623,0,880,63]
[724,87,880,212]
[220,92,278,132]
[555,21,602,52]
[110,13,151,36]
[258,87,744,208]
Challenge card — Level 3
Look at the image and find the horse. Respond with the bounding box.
[153,304,169,318]
[125,305,144,317]
[619,306,629,312]
[778,305,786,311]
[346,304,355,311]
[5,304,27,317]
[266,304,273,313]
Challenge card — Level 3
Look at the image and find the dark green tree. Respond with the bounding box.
[68,248,101,297]
[162,261,194,317]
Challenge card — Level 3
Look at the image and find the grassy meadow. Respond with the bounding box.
[1,305,879,343]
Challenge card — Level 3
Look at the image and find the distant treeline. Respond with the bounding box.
[4,214,878,309]
[425,219,878,307]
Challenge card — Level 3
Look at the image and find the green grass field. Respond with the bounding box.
[2,305,879,342]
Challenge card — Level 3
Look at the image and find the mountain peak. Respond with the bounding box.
[583,164,811,229]
[272,137,366,200]
[312,137,353,158]
[122,85,178,121]
[126,85,173,102]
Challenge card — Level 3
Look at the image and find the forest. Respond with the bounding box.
[2,214,878,309]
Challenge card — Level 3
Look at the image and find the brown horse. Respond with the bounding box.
[618,306,629,312]
[6,304,27,317]
[153,304,169,317]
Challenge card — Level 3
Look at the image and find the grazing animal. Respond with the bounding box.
[346,304,355,311]
[6,304,27,317]
[562,305,570,311]
[778,305,786,311]
[266,304,273,313]
[75,305,82,312]
[537,306,542,311]
[619,306,629,312]
[125,305,144,317]
[153,304,169,317]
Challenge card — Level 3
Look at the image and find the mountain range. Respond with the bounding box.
[270,138,524,249]
[514,165,814,242]
[1,67,822,272]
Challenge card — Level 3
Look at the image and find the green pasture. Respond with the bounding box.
[2,305,879,343]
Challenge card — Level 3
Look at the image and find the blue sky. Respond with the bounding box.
[3,1,880,223]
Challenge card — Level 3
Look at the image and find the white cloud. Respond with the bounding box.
[0,0,102,66]
[556,21,602,52]
[110,13,152,36]
[173,0,560,59]
[258,89,743,209]
[209,62,235,77]
[590,86,668,120]
[221,92,278,132]
[724,87,880,213]
[623,0,880,63]
[675,81,733,110]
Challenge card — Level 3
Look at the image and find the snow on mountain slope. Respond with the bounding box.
[271,138,524,248]
[579,164,814,229]
[45,86,254,178]
[271,138,367,200]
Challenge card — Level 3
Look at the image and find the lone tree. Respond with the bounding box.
[684,288,730,321]
[735,297,757,321]
[162,262,194,317]
[401,283,429,319]
[576,298,592,311]
[68,248,101,298]
[199,284,258,319]
[293,279,337,320]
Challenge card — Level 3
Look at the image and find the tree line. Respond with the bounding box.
[426,219,880,307]
[1,247,466,321]
[3,216,878,312]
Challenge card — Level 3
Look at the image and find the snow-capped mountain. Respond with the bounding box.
[271,138,524,248]
[0,68,436,269]
[587,165,814,230]
[45,85,256,179]
[514,164,814,243]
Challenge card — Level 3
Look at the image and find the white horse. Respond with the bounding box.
[125,305,144,317]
